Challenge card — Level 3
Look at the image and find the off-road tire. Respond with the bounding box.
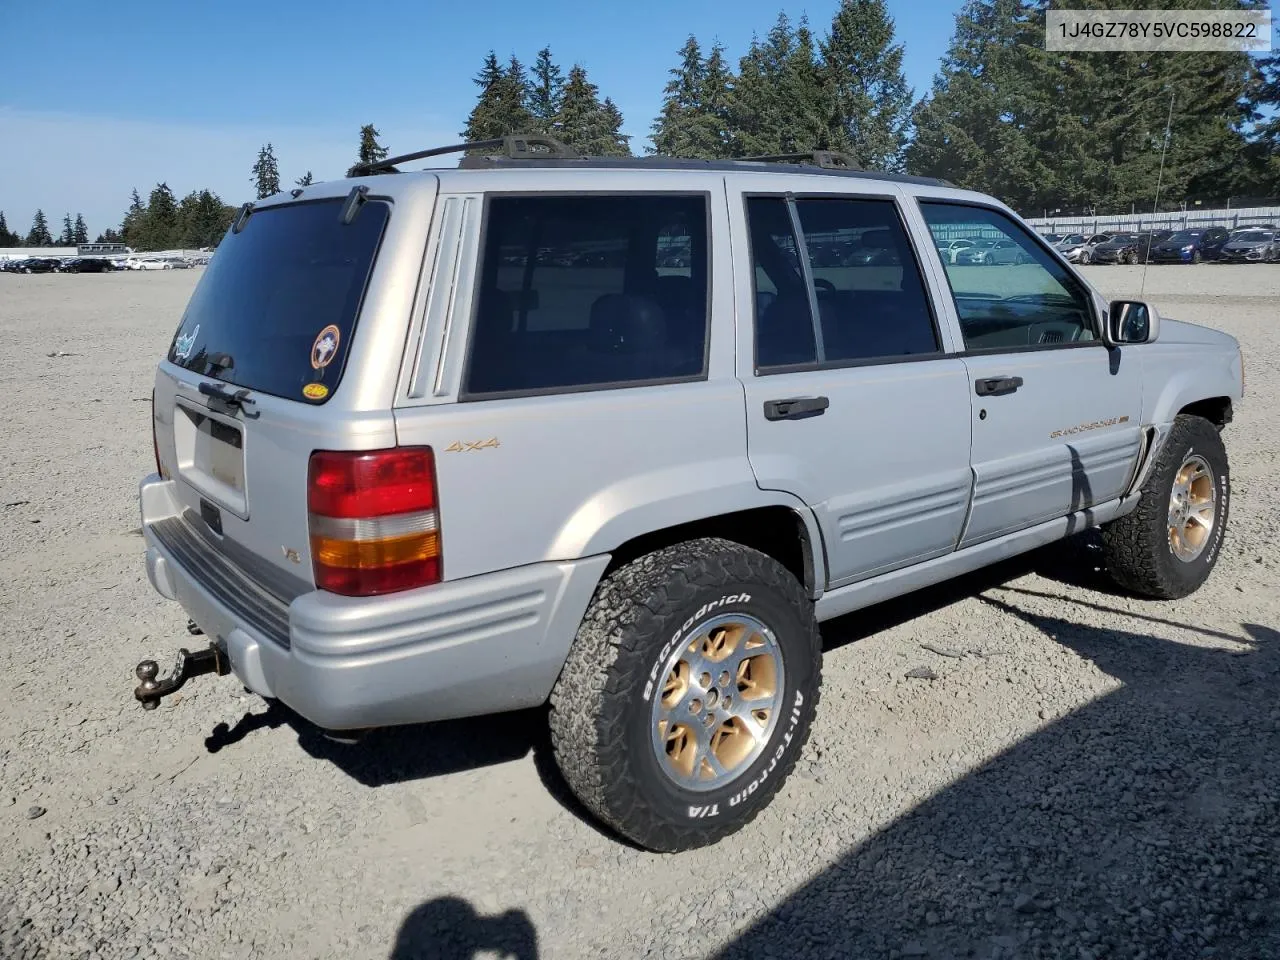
[548,538,822,852]
[1101,415,1230,600]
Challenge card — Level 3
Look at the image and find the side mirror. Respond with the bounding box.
[1105,299,1160,346]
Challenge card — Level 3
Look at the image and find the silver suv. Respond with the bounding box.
[133,136,1245,852]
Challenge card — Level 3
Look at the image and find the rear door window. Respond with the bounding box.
[463,194,709,397]
[747,195,941,371]
[166,197,390,403]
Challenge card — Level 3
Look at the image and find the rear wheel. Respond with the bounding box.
[1101,415,1230,599]
[549,538,822,852]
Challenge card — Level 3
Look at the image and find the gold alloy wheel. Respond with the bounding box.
[650,613,784,792]
[1168,454,1217,563]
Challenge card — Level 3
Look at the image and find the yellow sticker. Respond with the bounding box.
[303,382,329,400]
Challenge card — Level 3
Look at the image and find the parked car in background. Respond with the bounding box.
[1055,233,1112,264]
[1197,227,1232,261]
[10,257,61,274]
[133,258,173,271]
[1039,233,1063,244]
[1150,229,1216,263]
[1090,231,1171,265]
[933,237,975,263]
[1089,233,1142,265]
[1218,229,1279,262]
[63,257,115,273]
[955,237,1031,265]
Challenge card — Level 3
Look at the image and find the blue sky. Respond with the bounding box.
[0,0,966,239]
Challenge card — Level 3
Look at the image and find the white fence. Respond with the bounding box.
[1025,205,1280,236]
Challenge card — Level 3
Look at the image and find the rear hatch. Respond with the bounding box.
[152,194,394,599]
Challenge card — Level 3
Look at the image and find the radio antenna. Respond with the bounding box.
[1141,90,1175,298]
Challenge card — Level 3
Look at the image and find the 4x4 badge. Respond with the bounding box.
[311,325,340,369]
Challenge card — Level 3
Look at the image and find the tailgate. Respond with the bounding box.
[150,190,404,594]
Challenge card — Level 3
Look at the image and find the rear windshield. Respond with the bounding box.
[166,197,389,403]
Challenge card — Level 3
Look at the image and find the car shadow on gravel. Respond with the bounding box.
[205,698,632,845]
[819,533,1153,655]
[713,610,1280,960]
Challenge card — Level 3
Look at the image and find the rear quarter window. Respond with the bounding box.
[166,197,390,403]
[462,194,710,398]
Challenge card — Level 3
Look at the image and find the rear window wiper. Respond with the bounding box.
[198,379,259,418]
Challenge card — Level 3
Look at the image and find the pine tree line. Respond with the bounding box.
[460,48,631,156]
[649,4,911,171]
[907,0,1276,214]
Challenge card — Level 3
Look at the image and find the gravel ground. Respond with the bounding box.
[0,264,1277,960]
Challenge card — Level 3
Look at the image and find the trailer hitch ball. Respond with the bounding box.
[136,660,162,710]
[133,645,228,710]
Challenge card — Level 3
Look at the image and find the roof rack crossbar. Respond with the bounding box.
[737,151,863,171]
[348,134,580,176]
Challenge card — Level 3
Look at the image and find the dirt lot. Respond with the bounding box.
[1,264,1277,960]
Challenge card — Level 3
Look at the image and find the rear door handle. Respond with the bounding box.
[974,376,1024,397]
[763,396,830,421]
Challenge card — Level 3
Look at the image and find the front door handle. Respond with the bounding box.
[975,376,1024,397]
[763,396,830,421]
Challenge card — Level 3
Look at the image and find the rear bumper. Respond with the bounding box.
[139,475,609,730]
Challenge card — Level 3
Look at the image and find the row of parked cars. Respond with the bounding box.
[0,254,209,274]
[1041,226,1279,265]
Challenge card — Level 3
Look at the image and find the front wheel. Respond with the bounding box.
[549,538,822,852]
[1101,415,1230,599]
[1191,250,1203,264]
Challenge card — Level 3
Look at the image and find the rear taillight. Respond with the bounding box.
[306,447,442,597]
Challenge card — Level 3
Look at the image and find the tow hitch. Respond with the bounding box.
[134,642,230,710]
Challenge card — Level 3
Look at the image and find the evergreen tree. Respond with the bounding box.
[251,143,281,200]
[0,211,20,246]
[96,228,123,244]
[26,209,53,246]
[121,189,146,249]
[556,65,630,156]
[701,42,735,158]
[296,171,314,186]
[59,213,74,246]
[461,52,534,141]
[139,182,179,250]
[1244,47,1280,195]
[652,36,732,159]
[820,0,913,170]
[527,46,565,133]
[906,0,1051,209]
[357,124,388,167]
[73,214,88,245]
[601,97,632,156]
[909,0,1264,213]
[729,14,827,157]
[175,189,235,248]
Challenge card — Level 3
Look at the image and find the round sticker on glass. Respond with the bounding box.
[310,324,341,370]
[302,383,329,401]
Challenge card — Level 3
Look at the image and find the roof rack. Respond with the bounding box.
[737,150,863,171]
[348,134,580,176]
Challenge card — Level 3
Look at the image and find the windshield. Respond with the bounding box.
[1232,231,1274,241]
[1166,231,1200,243]
[166,197,390,403]
[1108,235,1139,243]
[1059,235,1085,244]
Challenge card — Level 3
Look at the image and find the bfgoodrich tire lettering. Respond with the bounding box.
[1101,414,1230,600]
[548,538,822,852]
